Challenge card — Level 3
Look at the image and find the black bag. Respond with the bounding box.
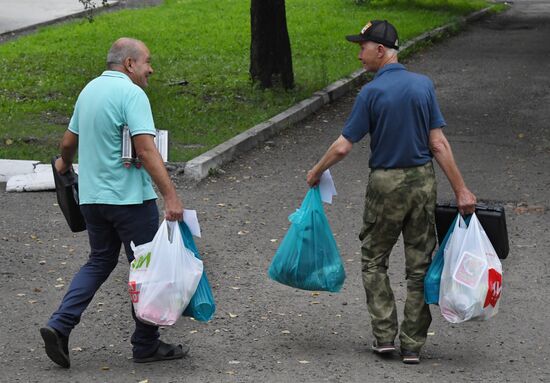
[51,156,86,232]
[435,202,509,259]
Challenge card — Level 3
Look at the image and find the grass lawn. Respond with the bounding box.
[0,0,496,162]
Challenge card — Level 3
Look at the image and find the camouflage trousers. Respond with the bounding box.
[359,162,437,352]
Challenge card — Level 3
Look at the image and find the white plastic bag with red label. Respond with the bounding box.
[128,220,203,326]
[439,213,503,323]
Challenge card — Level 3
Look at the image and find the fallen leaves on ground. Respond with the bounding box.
[514,203,545,214]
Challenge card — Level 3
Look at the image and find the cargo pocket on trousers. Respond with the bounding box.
[359,191,378,242]
[424,204,437,246]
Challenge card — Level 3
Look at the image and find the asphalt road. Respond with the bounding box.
[1,1,549,382]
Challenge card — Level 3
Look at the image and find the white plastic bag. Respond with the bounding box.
[439,213,503,323]
[128,220,204,326]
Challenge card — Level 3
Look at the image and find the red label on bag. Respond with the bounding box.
[128,281,140,303]
[484,268,502,308]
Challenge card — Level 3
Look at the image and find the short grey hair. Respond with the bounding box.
[106,37,145,68]
[385,48,398,58]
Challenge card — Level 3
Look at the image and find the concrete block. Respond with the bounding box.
[6,171,54,192]
[3,163,78,192]
[313,91,330,104]
[269,96,325,127]
[185,122,274,180]
[0,159,39,182]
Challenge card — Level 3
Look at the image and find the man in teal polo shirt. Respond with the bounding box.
[40,38,187,368]
[307,21,476,364]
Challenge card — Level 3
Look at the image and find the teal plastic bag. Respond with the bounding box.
[424,214,471,304]
[268,187,346,292]
[179,222,216,321]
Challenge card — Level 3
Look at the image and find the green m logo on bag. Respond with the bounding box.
[131,252,151,270]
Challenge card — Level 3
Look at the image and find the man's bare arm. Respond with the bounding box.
[55,130,78,174]
[307,135,353,187]
[429,128,476,215]
[133,134,183,221]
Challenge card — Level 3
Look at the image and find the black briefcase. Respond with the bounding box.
[51,156,86,232]
[435,202,509,259]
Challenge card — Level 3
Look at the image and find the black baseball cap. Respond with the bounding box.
[345,20,399,50]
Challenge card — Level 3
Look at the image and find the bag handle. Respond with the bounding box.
[289,187,323,225]
[161,220,182,244]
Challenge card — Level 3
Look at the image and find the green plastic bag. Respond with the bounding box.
[268,187,345,292]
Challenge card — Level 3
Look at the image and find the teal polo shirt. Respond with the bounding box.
[68,70,157,205]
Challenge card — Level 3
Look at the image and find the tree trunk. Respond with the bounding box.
[250,0,294,89]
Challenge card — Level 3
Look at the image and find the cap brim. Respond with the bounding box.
[345,34,365,43]
[346,35,399,50]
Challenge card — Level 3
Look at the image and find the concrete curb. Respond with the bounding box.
[184,69,365,180]
[183,6,494,181]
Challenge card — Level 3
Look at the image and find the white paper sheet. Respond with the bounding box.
[319,169,337,204]
[183,209,201,238]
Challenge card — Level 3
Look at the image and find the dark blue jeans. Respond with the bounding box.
[47,199,160,358]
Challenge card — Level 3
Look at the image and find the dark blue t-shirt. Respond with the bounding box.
[342,63,446,169]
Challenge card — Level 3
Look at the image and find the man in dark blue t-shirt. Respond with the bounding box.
[307,20,476,364]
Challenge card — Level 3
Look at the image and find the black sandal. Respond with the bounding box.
[133,340,189,363]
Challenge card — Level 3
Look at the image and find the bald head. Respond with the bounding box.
[106,38,147,69]
[106,37,153,88]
